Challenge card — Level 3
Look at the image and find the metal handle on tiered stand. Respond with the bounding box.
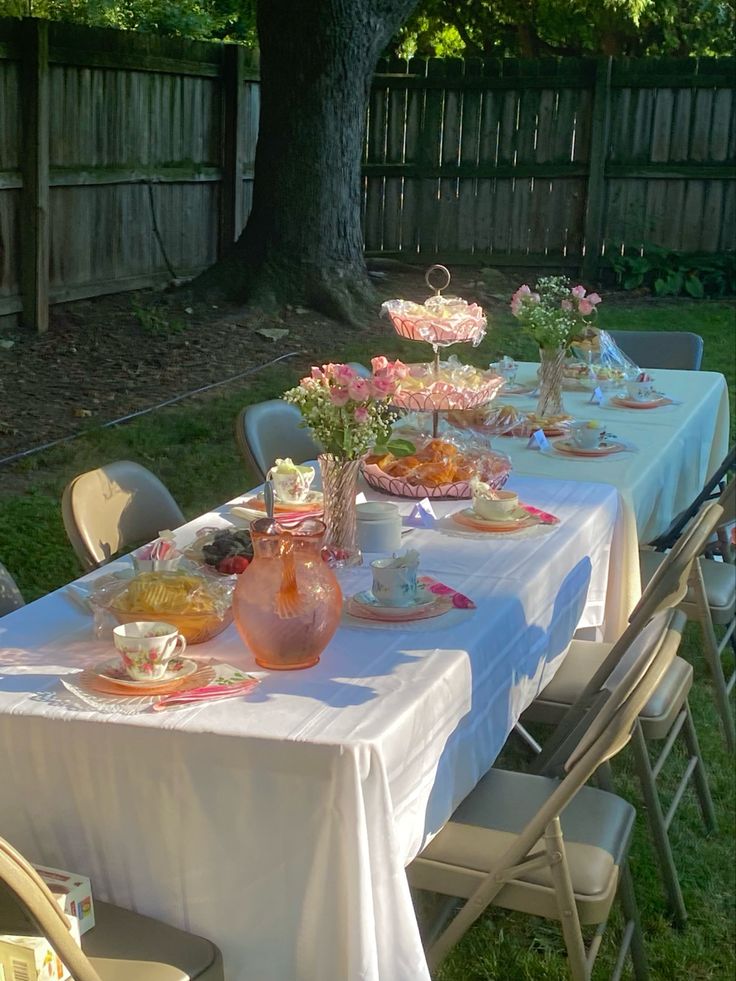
[424,266,451,436]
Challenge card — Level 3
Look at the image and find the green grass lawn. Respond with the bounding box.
[0,294,734,979]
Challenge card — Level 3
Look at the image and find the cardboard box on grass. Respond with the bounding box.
[0,915,80,981]
[32,866,94,936]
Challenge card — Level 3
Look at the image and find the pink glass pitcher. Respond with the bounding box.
[232,517,342,670]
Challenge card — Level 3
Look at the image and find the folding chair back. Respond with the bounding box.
[62,461,185,571]
[608,329,703,370]
[424,607,683,971]
[235,400,320,482]
[0,561,24,617]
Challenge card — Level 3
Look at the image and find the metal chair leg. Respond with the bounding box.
[691,567,736,752]
[545,818,590,981]
[630,721,688,927]
[616,859,650,981]
[682,700,718,833]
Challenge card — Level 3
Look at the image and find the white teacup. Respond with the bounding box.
[370,557,419,607]
[113,621,187,681]
[471,486,519,521]
[571,422,603,449]
[626,379,654,401]
[266,459,316,504]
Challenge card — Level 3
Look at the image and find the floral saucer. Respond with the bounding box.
[610,393,673,410]
[552,437,626,458]
[453,508,537,533]
[95,657,198,689]
[352,587,438,615]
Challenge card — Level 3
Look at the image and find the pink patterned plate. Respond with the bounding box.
[95,657,198,689]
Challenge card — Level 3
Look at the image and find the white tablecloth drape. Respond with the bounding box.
[479,366,730,626]
[0,477,619,981]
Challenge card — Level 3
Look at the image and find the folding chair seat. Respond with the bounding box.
[0,837,224,981]
[409,606,684,980]
[523,502,723,927]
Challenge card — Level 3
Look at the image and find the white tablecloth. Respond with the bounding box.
[0,477,620,981]
[483,365,730,626]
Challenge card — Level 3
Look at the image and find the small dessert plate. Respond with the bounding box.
[503,382,536,396]
[610,394,673,410]
[352,587,437,615]
[552,438,626,458]
[95,657,198,689]
[453,508,537,533]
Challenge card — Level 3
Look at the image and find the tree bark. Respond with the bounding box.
[197,0,418,326]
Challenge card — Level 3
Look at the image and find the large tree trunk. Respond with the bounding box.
[198,0,418,325]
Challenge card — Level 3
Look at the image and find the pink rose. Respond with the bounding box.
[510,285,539,316]
[334,363,357,383]
[348,377,370,402]
[561,299,573,311]
[371,355,390,375]
[571,285,586,299]
[354,405,369,424]
[578,299,594,315]
[329,386,350,407]
[587,292,601,307]
[371,376,395,398]
[390,359,411,379]
[310,366,324,380]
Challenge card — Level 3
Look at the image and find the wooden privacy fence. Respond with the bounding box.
[364,56,736,273]
[0,18,259,331]
[0,18,734,332]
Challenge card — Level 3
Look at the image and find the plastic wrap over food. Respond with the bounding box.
[447,404,573,438]
[89,570,235,643]
[391,356,505,412]
[568,327,641,389]
[363,427,512,500]
[381,294,487,347]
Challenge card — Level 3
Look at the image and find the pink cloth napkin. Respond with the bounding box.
[520,504,559,525]
[418,576,476,609]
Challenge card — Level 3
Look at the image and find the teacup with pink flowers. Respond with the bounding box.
[113,621,187,681]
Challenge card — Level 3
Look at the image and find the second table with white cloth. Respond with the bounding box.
[0,476,620,981]
[483,364,730,626]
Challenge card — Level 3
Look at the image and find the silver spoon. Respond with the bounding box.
[264,479,275,519]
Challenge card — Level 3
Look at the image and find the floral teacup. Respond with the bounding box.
[266,458,316,504]
[370,555,419,607]
[112,621,187,681]
[571,421,603,449]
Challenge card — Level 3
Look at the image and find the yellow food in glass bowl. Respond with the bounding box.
[108,571,233,644]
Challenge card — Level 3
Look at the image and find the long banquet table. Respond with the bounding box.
[0,476,621,981]
[487,364,730,624]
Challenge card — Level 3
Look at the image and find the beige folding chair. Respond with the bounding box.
[409,606,685,980]
[62,461,185,571]
[640,478,735,751]
[524,501,723,926]
[608,329,703,370]
[0,561,24,617]
[0,836,224,980]
[235,400,320,482]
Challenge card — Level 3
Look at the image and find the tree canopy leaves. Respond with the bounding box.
[1,0,731,56]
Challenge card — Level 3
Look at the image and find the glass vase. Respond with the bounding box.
[319,453,363,568]
[536,345,566,418]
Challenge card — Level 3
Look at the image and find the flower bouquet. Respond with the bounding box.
[283,362,413,565]
[510,276,602,417]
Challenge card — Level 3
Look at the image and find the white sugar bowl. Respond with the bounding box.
[356,502,402,553]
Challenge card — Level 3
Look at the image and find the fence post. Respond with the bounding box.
[219,43,245,254]
[20,17,50,333]
[581,56,612,282]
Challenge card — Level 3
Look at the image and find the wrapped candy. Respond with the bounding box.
[390,356,505,412]
[381,294,487,348]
